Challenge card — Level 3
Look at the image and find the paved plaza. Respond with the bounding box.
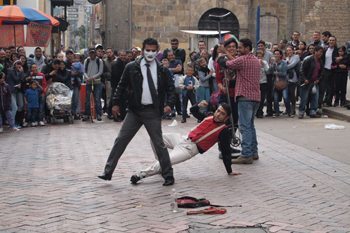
[0,117,349,233]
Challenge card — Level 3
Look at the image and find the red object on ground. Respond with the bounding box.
[186,207,227,215]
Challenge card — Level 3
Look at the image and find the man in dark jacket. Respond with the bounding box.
[320,36,338,107]
[98,38,176,186]
[110,50,128,121]
[0,72,19,132]
[299,46,324,118]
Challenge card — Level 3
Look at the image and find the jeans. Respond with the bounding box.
[71,86,80,115]
[85,83,102,116]
[334,72,348,105]
[11,92,24,120]
[319,69,334,106]
[0,110,15,128]
[288,82,297,114]
[27,108,39,123]
[274,88,290,114]
[39,95,45,121]
[237,100,259,157]
[196,86,210,103]
[257,83,268,116]
[182,91,196,118]
[299,84,319,116]
[105,80,112,112]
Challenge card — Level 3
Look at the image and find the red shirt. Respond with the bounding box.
[215,62,235,97]
[226,53,261,102]
[31,72,47,95]
[311,59,321,82]
[188,116,227,153]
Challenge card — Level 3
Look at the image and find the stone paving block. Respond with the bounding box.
[1,120,350,232]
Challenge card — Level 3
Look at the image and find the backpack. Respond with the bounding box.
[85,57,102,73]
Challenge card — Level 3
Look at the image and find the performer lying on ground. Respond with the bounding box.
[130,103,241,184]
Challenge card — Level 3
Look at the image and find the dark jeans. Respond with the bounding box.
[38,95,46,121]
[319,69,335,107]
[175,91,182,114]
[71,86,80,115]
[334,72,348,105]
[27,107,39,123]
[257,83,268,116]
[266,74,274,115]
[103,108,173,180]
[288,82,297,114]
[182,91,196,118]
[85,83,102,117]
[299,84,319,116]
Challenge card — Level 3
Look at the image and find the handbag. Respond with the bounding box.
[274,77,288,90]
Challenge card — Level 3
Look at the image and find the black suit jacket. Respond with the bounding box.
[112,57,176,116]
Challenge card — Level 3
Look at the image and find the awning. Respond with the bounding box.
[180,30,230,35]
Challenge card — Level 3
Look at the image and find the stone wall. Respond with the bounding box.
[301,0,350,45]
[102,0,350,51]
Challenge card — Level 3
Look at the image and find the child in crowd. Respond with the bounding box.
[0,72,19,132]
[71,55,84,119]
[24,81,42,127]
[180,66,198,123]
[196,57,212,103]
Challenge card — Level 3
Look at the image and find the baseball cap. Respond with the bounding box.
[95,44,103,50]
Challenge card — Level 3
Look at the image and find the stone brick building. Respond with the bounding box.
[95,0,350,51]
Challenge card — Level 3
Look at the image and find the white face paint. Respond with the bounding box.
[143,50,157,62]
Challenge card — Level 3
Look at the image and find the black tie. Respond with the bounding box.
[145,63,158,108]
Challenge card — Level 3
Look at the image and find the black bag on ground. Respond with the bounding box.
[176,196,211,208]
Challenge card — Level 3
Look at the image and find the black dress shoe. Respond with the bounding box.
[98,174,112,181]
[163,177,175,186]
[130,175,141,185]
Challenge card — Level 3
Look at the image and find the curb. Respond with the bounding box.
[323,108,350,122]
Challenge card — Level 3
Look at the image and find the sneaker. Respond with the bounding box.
[82,116,89,122]
[32,122,38,127]
[130,175,141,185]
[97,115,102,121]
[22,122,28,127]
[0,127,3,133]
[298,114,304,119]
[231,156,253,164]
[11,127,20,131]
[39,121,45,126]
[181,119,186,123]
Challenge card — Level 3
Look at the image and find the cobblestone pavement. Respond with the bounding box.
[0,117,349,233]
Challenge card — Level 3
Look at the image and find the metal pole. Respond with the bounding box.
[217,20,222,43]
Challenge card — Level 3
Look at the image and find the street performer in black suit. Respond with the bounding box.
[98,38,176,186]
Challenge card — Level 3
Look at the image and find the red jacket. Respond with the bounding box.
[188,116,227,153]
[31,72,47,95]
